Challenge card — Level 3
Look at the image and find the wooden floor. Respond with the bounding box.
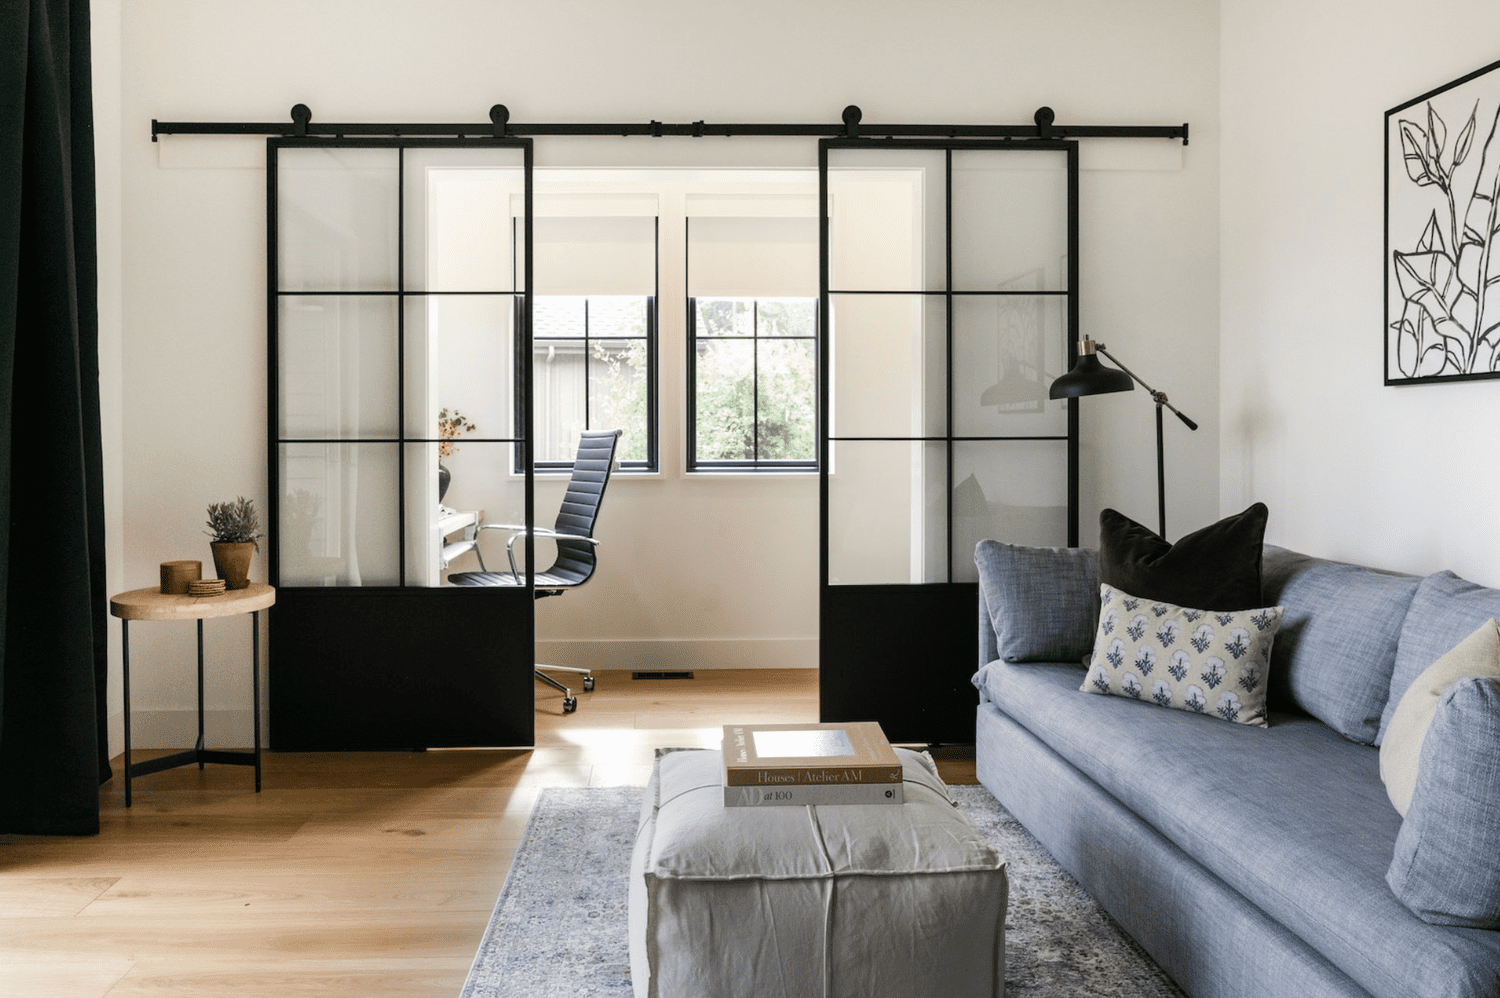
[0,669,976,997]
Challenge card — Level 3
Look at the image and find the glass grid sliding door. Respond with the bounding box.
[818,139,1079,744]
[267,138,537,750]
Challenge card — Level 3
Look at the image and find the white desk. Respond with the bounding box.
[438,507,483,570]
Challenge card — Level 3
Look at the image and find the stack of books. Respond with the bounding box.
[721,721,904,807]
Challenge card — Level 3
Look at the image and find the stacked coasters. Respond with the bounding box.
[187,578,227,597]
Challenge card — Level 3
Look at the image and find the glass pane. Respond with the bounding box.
[406,442,526,586]
[278,147,398,292]
[534,338,587,462]
[951,149,1070,292]
[952,440,1069,582]
[588,296,649,336]
[828,440,947,585]
[588,339,649,463]
[757,339,815,461]
[534,216,656,296]
[404,146,524,293]
[278,296,398,440]
[952,293,1069,438]
[696,298,753,337]
[826,148,946,292]
[687,216,818,297]
[757,298,816,337]
[829,294,946,439]
[277,443,399,587]
[403,294,516,443]
[533,296,586,339]
[695,339,755,460]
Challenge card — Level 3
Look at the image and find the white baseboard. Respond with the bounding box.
[534,637,816,671]
[108,709,124,760]
[107,640,815,753]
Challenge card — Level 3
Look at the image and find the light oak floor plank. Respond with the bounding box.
[1,668,976,997]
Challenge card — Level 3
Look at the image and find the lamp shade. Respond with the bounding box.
[1048,351,1134,399]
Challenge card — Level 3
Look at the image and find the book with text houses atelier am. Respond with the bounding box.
[721,721,904,807]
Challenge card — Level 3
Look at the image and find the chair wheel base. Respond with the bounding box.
[563,697,578,713]
[582,676,595,692]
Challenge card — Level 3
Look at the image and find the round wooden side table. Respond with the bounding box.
[109,583,275,807]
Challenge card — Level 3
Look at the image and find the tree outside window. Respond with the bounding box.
[690,297,817,469]
[529,295,654,469]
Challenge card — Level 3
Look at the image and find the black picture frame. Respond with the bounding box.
[1386,56,1500,385]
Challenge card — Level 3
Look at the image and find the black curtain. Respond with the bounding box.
[0,0,110,835]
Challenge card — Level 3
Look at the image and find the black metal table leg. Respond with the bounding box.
[252,609,261,792]
[123,619,132,808]
[197,618,206,767]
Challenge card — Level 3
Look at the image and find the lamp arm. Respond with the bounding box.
[1094,345,1198,431]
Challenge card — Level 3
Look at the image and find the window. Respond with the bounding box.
[526,295,656,470]
[688,297,817,469]
[521,209,659,472]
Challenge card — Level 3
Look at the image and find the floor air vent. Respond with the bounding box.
[632,671,695,680]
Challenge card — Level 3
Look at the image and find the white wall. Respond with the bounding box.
[93,0,126,755]
[102,0,1220,749]
[1221,0,1500,584]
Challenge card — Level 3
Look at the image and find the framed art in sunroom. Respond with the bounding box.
[1386,54,1500,386]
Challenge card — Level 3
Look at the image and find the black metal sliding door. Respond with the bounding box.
[818,139,1079,744]
[267,138,536,750]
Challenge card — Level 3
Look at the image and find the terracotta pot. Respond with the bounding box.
[210,541,256,590]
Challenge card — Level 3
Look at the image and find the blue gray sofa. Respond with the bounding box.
[973,543,1500,998]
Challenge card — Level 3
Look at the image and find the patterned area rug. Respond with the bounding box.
[459,784,1185,998]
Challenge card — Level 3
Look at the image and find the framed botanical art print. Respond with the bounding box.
[1386,56,1500,385]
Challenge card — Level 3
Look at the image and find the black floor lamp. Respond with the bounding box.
[1049,338,1198,539]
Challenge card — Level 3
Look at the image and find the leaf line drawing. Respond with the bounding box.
[1391,95,1500,379]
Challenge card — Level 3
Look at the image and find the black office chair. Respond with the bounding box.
[448,428,622,713]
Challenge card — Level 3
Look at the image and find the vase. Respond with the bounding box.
[438,462,451,503]
[210,541,256,590]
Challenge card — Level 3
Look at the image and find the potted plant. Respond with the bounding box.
[437,407,476,503]
[205,496,263,590]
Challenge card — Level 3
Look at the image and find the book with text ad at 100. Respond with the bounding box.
[720,721,903,806]
[725,781,904,807]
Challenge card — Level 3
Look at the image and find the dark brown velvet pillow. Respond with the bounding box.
[1098,502,1269,611]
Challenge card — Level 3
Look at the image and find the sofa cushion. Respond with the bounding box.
[1384,571,1500,742]
[1080,584,1283,726]
[974,541,1098,663]
[1261,546,1419,746]
[1388,676,1500,928]
[974,659,1500,998]
[1381,619,1500,815]
[1098,502,1268,611]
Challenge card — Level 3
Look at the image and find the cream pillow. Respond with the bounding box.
[1381,618,1500,815]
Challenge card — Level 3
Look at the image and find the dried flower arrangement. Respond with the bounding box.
[438,407,476,459]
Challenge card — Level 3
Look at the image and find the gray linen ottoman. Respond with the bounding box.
[628,746,1008,998]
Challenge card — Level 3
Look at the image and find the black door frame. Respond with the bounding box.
[266,136,537,750]
[817,137,1081,744]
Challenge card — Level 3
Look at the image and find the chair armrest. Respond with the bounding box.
[479,523,600,545]
[481,525,603,581]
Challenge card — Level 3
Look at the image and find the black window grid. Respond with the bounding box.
[267,136,536,590]
[686,296,820,472]
[514,293,659,474]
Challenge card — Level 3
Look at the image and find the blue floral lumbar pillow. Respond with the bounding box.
[1080,585,1285,726]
